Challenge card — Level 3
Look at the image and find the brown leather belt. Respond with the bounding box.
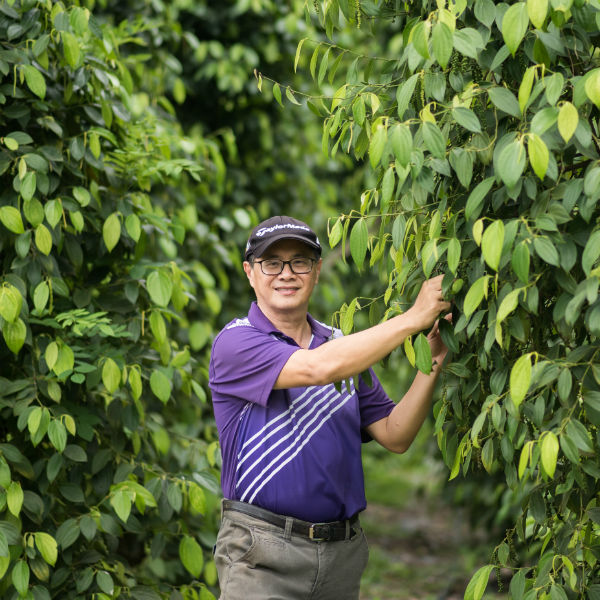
[222,499,359,542]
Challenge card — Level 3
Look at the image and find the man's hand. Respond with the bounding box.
[427,313,452,368]
[408,275,452,332]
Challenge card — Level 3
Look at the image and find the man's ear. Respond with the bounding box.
[314,258,323,284]
[243,261,255,288]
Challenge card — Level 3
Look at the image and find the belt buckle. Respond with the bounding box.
[308,523,330,542]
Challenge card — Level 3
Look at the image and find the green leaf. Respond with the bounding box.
[488,87,521,117]
[102,358,121,394]
[497,288,521,324]
[147,270,173,307]
[55,518,80,549]
[565,419,593,453]
[294,37,307,72]
[518,66,536,114]
[531,107,558,135]
[512,242,530,283]
[545,72,564,106]
[396,74,419,119]
[28,407,43,438]
[0,206,25,234]
[557,102,578,143]
[465,177,494,221]
[188,482,206,515]
[129,367,142,400]
[527,0,548,28]
[328,218,343,248]
[510,353,532,408]
[179,535,204,578]
[582,230,600,276]
[533,236,559,266]
[61,31,80,68]
[272,82,283,107]
[464,564,494,600]
[96,571,114,595]
[464,276,488,318]
[33,281,49,314]
[20,171,37,201]
[352,95,365,126]
[45,342,58,370]
[7,481,24,516]
[318,47,330,87]
[452,107,481,133]
[3,318,26,354]
[167,481,183,511]
[414,333,432,375]
[24,199,44,227]
[350,218,368,269]
[150,311,167,343]
[35,224,52,255]
[481,220,504,271]
[411,21,430,60]
[23,65,46,99]
[35,532,58,566]
[12,560,29,597]
[447,238,461,274]
[73,186,90,207]
[497,139,526,188]
[453,28,484,59]
[422,122,445,159]
[53,344,74,376]
[102,212,121,252]
[528,133,549,180]
[584,69,600,108]
[0,284,22,322]
[125,214,142,242]
[390,123,412,167]
[0,456,10,489]
[432,21,453,69]
[369,125,387,168]
[110,490,132,522]
[45,199,63,228]
[502,2,529,56]
[540,431,559,478]
[48,420,67,453]
[285,86,301,105]
[150,370,172,403]
[381,167,395,208]
[449,148,473,188]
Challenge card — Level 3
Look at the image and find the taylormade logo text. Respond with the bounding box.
[255,224,311,237]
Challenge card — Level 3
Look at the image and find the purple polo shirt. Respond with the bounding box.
[209,302,395,522]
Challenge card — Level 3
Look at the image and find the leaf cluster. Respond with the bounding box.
[286,0,600,597]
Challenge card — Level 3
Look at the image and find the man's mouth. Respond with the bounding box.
[275,287,299,295]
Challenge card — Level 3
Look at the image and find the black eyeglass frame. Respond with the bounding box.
[253,257,317,275]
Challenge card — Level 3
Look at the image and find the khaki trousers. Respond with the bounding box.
[214,505,369,600]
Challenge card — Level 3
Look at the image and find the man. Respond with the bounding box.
[209,215,451,599]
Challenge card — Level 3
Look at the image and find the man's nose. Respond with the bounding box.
[279,261,296,276]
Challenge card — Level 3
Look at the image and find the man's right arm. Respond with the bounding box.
[274,275,451,389]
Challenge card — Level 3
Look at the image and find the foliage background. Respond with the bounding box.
[0,0,361,598]
[2,0,600,599]
[271,0,600,598]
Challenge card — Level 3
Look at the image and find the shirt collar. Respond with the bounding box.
[247,302,333,343]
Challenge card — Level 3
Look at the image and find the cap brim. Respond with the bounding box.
[246,234,321,260]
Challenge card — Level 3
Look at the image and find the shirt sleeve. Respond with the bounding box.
[209,325,299,407]
[357,367,395,442]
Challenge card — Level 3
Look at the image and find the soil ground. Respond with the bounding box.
[358,434,509,600]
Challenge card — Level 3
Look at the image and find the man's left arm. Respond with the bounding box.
[365,317,450,454]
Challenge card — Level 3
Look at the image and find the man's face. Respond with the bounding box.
[243,239,322,315]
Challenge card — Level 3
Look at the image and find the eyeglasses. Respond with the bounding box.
[254,258,316,275]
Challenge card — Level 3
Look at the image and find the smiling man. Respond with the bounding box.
[209,215,451,600]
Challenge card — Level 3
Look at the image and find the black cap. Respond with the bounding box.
[244,216,321,261]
